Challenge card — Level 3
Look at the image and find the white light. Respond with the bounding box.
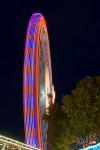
[79,142,100,150]
[52,85,55,104]
[45,67,50,110]
[0,134,40,150]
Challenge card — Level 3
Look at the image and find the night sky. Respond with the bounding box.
[0,0,100,143]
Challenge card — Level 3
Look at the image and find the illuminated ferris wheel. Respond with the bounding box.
[23,13,55,150]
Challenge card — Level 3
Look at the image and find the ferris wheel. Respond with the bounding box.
[23,13,55,150]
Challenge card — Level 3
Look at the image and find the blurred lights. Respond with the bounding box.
[0,134,40,150]
[79,142,100,150]
[52,85,55,104]
[45,68,50,110]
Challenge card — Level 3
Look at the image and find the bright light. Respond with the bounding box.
[45,67,50,110]
[79,142,100,150]
[41,89,46,98]
[0,135,40,150]
[52,85,55,104]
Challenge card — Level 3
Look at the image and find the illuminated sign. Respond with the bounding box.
[70,133,100,149]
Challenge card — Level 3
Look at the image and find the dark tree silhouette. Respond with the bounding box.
[43,76,100,149]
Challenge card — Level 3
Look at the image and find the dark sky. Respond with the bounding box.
[0,0,100,143]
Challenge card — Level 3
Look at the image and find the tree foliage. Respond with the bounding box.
[43,76,100,149]
[43,104,69,150]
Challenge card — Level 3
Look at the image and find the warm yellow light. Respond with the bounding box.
[52,85,55,104]
[45,67,50,110]
[0,135,40,150]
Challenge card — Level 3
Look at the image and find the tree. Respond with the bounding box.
[43,76,100,149]
[43,104,69,150]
